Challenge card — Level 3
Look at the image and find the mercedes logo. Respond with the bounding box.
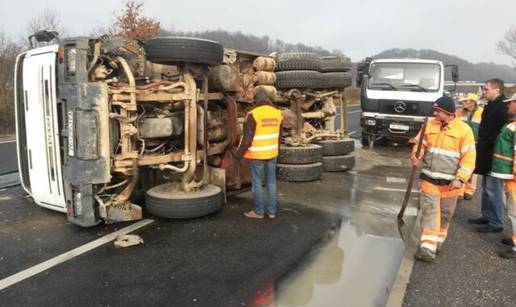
[394,101,407,113]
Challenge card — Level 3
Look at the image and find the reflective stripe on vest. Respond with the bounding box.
[244,105,283,160]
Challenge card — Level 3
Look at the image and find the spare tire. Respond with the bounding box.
[144,37,223,66]
[322,155,355,172]
[320,56,351,72]
[276,70,321,89]
[315,139,355,156]
[317,72,352,89]
[277,162,323,182]
[146,183,223,219]
[278,144,323,164]
[276,52,322,71]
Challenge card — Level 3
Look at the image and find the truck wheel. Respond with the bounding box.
[145,183,223,219]
[322,155,355,172]
[361,132,370,147]
[278,144,323,164]
[276,52,322,71]
[275,70,321,89]
[277,162,323,182]
[144,37,223,66]
[320,56,351,72]
[317,72,352,89]
[315,139,354,156]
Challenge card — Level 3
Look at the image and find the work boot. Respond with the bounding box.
[436,243,443,254]
[476,225,503,233]
[501,237,515,247]
[498,248,516,259]
[463,193,473,200]
[415,248,436,263]
[468,217,488,225]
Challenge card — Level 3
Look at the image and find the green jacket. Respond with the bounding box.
[490,121,516,179]
[459,106,484,141]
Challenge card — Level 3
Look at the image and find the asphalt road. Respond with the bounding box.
[403,191,516,307]
[0,145,416,307]
[0,141,17,174]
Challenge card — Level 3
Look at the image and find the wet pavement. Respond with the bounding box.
[0,144,418,307]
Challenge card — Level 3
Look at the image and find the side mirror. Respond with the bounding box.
[451,66,459,83]
[28,30,59,49]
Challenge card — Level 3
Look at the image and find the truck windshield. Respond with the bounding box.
[368,63,441,92]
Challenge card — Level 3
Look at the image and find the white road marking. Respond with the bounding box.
[386,177,407,184]
[347,110,361,114]
[0,218,154,291]
[374,187,419,193]
[0,140,15,144]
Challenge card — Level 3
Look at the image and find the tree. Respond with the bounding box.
[21,9,67,47]
[111,1,160,41]
[0,32,22,134]
[497,26,516,63]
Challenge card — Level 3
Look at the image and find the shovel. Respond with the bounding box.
[397,117,428,225]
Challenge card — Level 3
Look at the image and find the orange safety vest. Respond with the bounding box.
[243,105,283,160]
[413,117,476,190]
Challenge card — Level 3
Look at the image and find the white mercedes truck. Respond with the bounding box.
[356,57,458,146]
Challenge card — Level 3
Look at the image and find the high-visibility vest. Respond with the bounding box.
[456,106,484,141]
[490,121,516,180]
[243,105,283,160]
[413,117,476,183]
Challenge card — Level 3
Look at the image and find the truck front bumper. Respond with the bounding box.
[360,112,429,140]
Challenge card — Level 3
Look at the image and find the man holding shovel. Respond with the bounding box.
[410,96,476,262]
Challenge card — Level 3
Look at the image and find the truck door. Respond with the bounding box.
[22,47,66,212]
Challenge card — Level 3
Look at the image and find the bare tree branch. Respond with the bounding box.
[497,26,516,64]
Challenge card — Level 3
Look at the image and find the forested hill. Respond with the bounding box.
[373,49,516,83]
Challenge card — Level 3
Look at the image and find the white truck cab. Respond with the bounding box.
[356,58,458,146]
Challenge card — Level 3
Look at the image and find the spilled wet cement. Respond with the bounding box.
[270,145,419,307]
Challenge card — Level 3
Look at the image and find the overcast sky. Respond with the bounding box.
[1,0,515,66]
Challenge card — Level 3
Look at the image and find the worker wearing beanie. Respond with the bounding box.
[411,96,476,262]
[456,93,484,199]
[236,90,283,219]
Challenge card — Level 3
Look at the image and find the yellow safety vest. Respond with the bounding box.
[244,105,283,160]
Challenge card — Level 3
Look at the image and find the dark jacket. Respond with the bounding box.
[474,94,508,174]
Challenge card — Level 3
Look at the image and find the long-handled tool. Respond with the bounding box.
[397,117,428,225]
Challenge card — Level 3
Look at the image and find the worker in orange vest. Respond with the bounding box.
[456,93,484,199]
[236,90,283,219]
[411,96,476,262]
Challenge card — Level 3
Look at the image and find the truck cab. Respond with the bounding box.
[357,58,458,146]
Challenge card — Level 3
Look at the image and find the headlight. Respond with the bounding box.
[366,119,376,126]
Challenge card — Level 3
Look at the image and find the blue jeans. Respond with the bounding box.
[481,175,505,228]
[251,158,278,215]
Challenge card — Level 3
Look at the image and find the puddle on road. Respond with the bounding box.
[251,147,418,307]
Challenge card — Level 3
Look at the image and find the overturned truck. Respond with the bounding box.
[14,32,277,227]
[273,52,355,181]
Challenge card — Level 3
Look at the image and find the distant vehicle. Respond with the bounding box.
[356,57,458,146]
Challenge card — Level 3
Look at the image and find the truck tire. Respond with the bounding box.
[278,144,323,164]
[361,131,371,147]
[144,37,223,66]
[277,162,323,182]
[322,155,355,172]
[320,56,351,72]
[317,72,352,89]
[275,70,321,89]
[276,52,322,71]
[145,183,223,219]
[315,139,355,156]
